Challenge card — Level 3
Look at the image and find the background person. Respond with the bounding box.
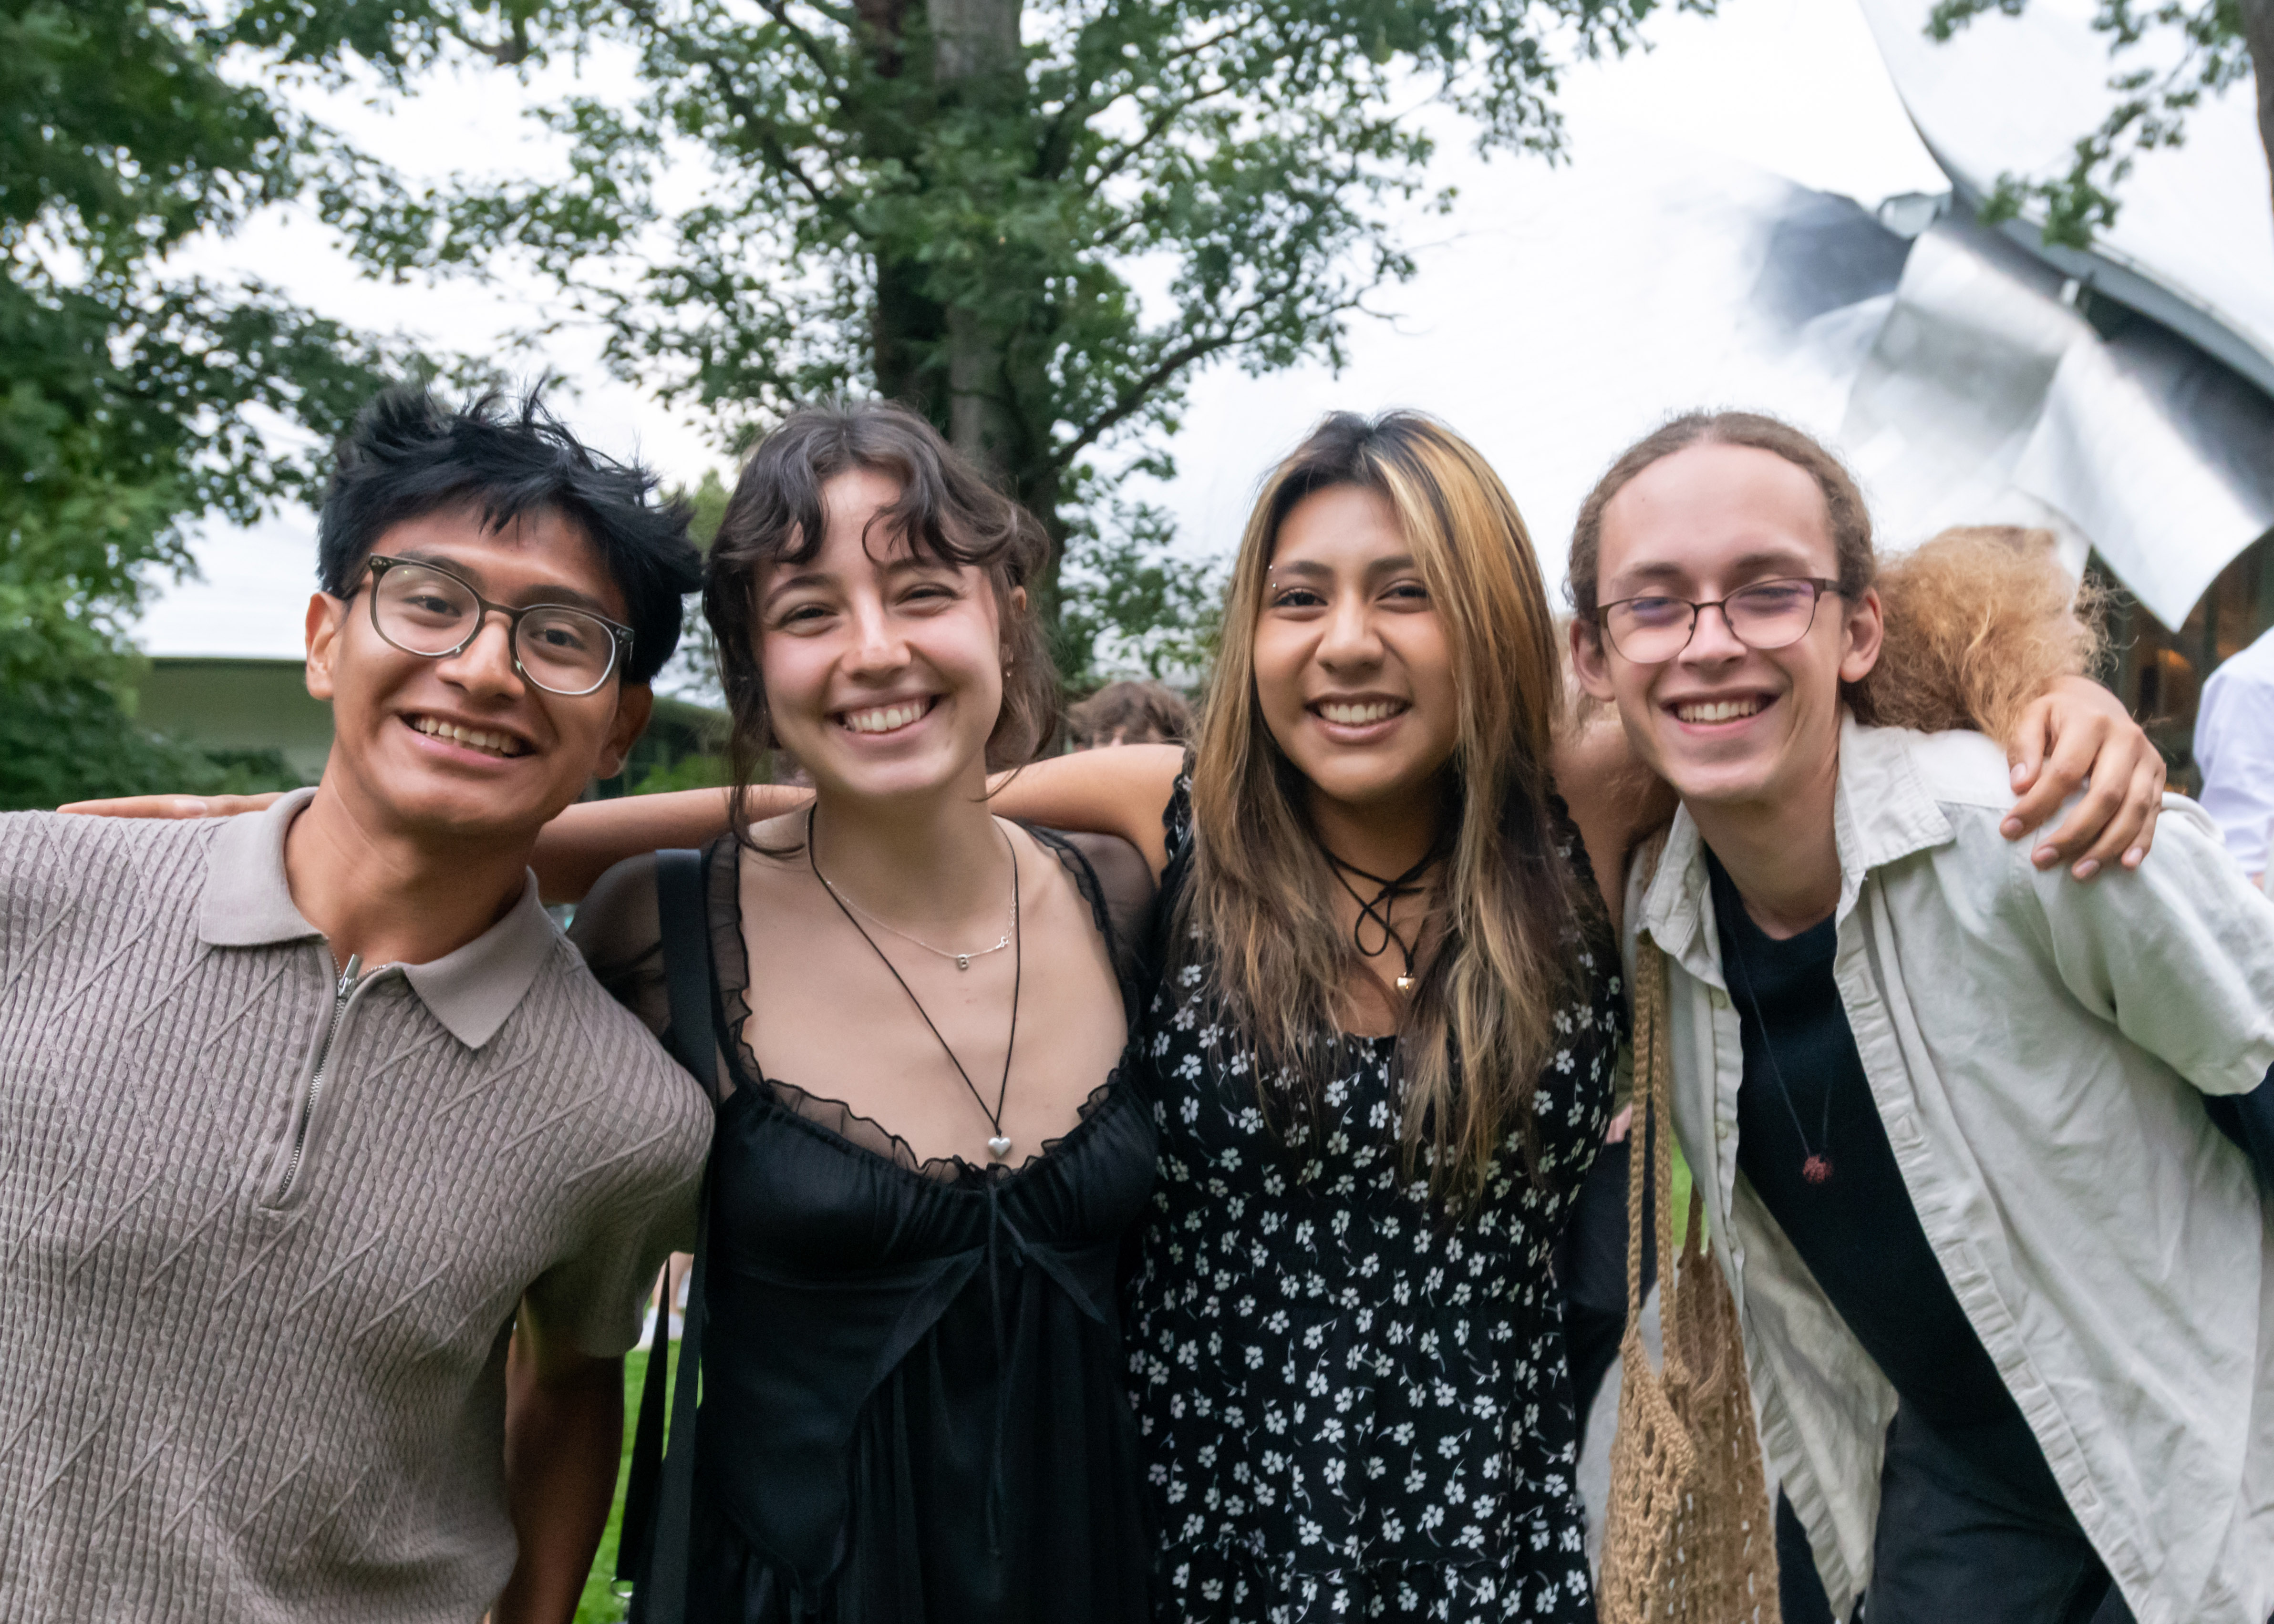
[1066,678,1194,748]
[1569,411,2274,1624]
[7,386,713,1624]
[2195,623,2274,885]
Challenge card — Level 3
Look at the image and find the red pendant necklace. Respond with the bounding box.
[1723,912,1835,1185]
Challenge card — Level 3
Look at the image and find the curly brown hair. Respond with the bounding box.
[1855,525,2107,741]
[703,400,1059,847]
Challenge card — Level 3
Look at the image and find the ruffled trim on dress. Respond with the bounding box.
[703,831,1138,1185]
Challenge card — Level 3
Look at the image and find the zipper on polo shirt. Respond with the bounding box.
[271,953,362,1206]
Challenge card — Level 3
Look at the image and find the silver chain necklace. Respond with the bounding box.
[809,808,1024,1161]
[816,863,1015,971]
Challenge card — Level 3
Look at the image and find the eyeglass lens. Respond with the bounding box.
[1605,579,1822,664]
[372,563,617,695]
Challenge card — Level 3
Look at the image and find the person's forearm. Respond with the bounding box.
[533,786,802,904]
[983,743,1181,875]
[1550,719,1676,929]
[495,1331,625,1624]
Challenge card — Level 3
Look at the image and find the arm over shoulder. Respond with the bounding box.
[988,744,1183,878]
[566,853,668,1040]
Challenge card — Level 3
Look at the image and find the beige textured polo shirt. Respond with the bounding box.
[0,792,711,1622]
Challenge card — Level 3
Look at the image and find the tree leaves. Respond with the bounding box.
[310,0,1675,676]
[1929,0,2266,249]
[0,0,415,805]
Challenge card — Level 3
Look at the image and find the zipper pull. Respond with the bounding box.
[336,952,363,1001]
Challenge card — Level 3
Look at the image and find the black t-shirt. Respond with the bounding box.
[1705,851,2020,1437]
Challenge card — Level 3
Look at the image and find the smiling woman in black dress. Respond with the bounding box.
[573,401,1156,1624]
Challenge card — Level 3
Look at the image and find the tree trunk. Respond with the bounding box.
[931,0,1018,82]
[930,0,1024,481]
[2244,0,2274,221]
[872,257,943,413]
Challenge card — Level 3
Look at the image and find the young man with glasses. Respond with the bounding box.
[0,387,712,1622]
[1569,412,2274,1624]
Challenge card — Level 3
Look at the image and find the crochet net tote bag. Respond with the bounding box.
[1598,934,1780,1624]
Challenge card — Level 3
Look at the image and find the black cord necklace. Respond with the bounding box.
[1322,845,1439,993]
[808,806,1024,1163]
[1722,914,1835,1185]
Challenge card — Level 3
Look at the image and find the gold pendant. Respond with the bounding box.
[1396,974,1416,992]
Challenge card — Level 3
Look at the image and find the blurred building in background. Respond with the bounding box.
[1786,0,2274,782]
[131,657,728,796]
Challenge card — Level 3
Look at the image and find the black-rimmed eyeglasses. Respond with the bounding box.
[357,555,633,697]
[1594,577,1841,665]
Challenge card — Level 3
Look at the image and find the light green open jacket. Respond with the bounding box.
[1628,718,2274,1624]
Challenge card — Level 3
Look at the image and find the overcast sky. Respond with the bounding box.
[142,0,1951,662]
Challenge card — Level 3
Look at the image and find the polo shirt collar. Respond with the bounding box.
[1638,713,1955,966]
[196,787,558,1050]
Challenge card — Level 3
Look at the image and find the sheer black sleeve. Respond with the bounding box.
[1051,831,1154,985]
[567,852,671,1041]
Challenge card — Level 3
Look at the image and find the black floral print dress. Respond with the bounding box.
[1127,771,1623,1623]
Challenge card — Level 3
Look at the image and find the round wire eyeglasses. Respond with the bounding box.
[1594,577,1840,665]
[359,555,633,697]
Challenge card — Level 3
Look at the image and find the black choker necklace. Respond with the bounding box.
[1322,846,1440,993]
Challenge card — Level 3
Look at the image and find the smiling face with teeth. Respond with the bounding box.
[304,505,654,844]
[1251,483,1461,825]
[755,467,1013,807]
[1571,442,1883,820]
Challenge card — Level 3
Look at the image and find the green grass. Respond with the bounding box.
[574,1349,652,1624]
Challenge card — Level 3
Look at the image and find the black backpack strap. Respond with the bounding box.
[616,848,717,1621]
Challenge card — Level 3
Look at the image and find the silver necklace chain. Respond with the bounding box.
[809,808,1024,1161]
[816,857,1016,972]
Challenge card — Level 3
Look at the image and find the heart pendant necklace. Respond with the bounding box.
[810,808,1023,1165]
[1723,912,1834,1185]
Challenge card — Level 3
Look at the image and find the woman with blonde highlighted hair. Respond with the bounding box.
[982,409,1623,1621]
[1184,414,1593,1194]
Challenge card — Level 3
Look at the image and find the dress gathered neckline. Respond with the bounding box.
[661,829,1159,1624]
[715,821,1145,1185]
[724,1063,1128,1188]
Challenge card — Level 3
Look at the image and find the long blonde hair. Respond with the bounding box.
[1182,411,1596,1200]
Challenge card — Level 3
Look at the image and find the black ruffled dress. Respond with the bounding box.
[576,832,1159,1624]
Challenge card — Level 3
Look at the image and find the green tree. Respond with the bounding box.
[309,0,1677,682]
[1929,0,2274,247]
[0,0,413,808]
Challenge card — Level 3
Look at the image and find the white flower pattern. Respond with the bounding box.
[1129,772,1623,1623]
